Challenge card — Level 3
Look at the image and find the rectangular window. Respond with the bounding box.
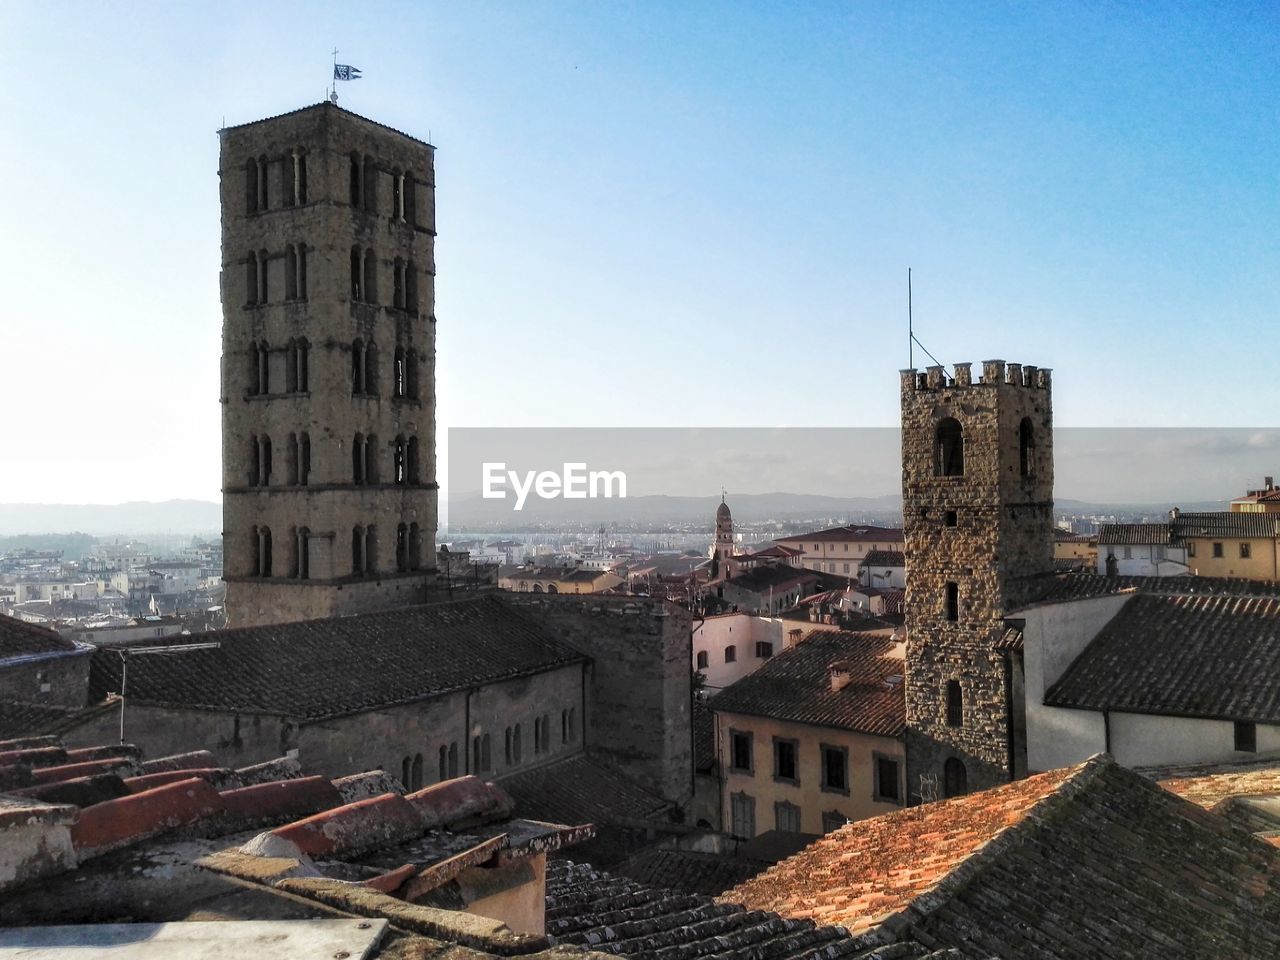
[755,641,773,659]
[1241,543,1252,559]
[1235,721,1257,753]
[873,753,902,803]
[775,801,801,833]
[944,582,959,622]
[1213,542,1224,558]
[730,792,756,839]
[730,730,753,773]
[945,510,957,527]
[773,737,799,784]
[1188,541,1197,557]
[820,744,848,794]
[821,810,847,833]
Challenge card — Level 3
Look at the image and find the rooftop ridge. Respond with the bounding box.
[218,100,435,148]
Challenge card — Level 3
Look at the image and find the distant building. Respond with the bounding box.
[498,566,623,595]
[692,613,810,694]
[857,549,905,589]
[1232,476,1280,513]
[772,525,903,578]
[1096,511,1279,580]
[719,565,818,615]
[1096,523,1187,576]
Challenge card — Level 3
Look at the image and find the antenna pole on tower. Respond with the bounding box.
[908,268,913,369]
[330,47,339,103]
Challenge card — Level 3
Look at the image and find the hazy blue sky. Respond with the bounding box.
[1,2,1276,504]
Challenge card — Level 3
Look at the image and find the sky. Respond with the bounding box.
[1,1,1277,505]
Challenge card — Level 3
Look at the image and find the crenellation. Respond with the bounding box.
[901,354,1055,802]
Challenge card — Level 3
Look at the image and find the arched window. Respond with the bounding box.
[351,339,365,395]
[258,341,270,395]
[249,434,260,487]
[513,724,523,763]
[393,258,405,309]
[350,247,362,301]
[258,249,269,303]
[394,435,406,485]
[352,432,365,484]
[245,254,258,305]
[287,150,306,207]
[364,341,377,395]
[258,435,272,486]
[406,348,418,400]
[352,525,365,575]
[392,168,403,222]
[248,344,260,396]
[365,524,377,574]
[296,244,307,300]
[408,523,420,571]
[257,156,268,210]
[404,173,417,226]
[298,432,310,486]
[393,346,406,398]
[259,526,272,577]
[1019,417,1035,478]
[696,650,709,669]
[725,645,737,663]
[286,433,299,485]
[408,437,420,484]
[294,338,309,392]
[285,341,298,393]
[365,433,378,483]
[944,757,968,798]
[411,753,423,791]
[296,527,310,580]
[363,154,377,214]
[245,158,259,214]
[438,745,449,782]
[285,245,298,300]
[936,417,964,477]
[363,248,377,303]
[405,260,418,312]
[396,522,408,572]
[349,154,362,207]
[946,680,963,727]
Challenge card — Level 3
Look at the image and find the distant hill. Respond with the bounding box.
[0,500,222,536]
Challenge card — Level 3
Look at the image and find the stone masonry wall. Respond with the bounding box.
[219,103,438,627]
[500,595,693,809]
[900,360,1054,801]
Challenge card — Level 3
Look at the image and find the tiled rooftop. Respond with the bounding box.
[613,848,769,897]
[546,860,955,960]
[86,597,586,720]
[722,755,1280,957]
[0,611,80,658]
[709,631,905,737]
[1009,571,1280,610]
[1174,511,1280,539]
[1149,757,1280,808]
[498,752,672,828]
[1096,522,1175,545]
[861,550,905,567]
[724,566,820,595]
[774,526,905,546]
[1044,593,1280,722]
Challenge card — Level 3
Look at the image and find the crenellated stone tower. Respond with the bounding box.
[219,103,438,627]
[900,360,1054,801]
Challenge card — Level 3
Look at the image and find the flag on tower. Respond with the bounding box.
[334,64,362,81]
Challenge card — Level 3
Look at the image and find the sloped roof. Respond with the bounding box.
[1148,757,1280,809]
[723,566,819,596]
[1174,511,1280,539]
[1009,571,1280,610]
[613,848,768,897]
[721,756,1280,958]
[861,550,905,567]
[547,860,954,960]
[1044,594,1280,722]
[0,614,78,659]
[496,752,670,827]
[1097,522,1174,545]
[87,597,586,721]
[774,525,904,546]
[709,631,905,737]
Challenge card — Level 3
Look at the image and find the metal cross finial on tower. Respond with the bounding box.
[330,48,339,103]
[721,486,727,504]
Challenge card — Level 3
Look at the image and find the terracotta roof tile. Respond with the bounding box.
[1044,594,1280,722]
[862,550,905,567]
[722,756,1280,957]
[0,613,78,658]
[708,631,906,737]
